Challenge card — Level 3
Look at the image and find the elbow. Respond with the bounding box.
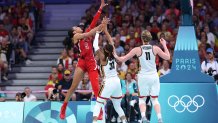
[165,56,170,60]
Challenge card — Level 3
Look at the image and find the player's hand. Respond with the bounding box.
[102,16,110,25]
[160,38,167,46]
[100,0,108,8]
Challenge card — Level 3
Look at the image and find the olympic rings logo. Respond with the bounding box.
[168,95,205,113]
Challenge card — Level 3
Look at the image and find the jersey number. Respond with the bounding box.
[145,52,151,60]
[109,61,115,70]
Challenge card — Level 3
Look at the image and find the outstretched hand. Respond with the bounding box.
[100,0,108,8]
[160,38,167,46]
[101,16,110,31]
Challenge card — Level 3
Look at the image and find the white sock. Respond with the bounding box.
[122,119,127,123]
[93,121,97,123]
[157,113,162,119]
[141,112,145,118]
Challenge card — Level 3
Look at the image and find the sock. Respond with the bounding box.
[157,113,162,119]
[141,112,145,118]
[93,121,97,123]
[122,120,127,123]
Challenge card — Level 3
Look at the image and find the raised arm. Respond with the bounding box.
[114,47,140,62]
[85,0,107,32]
[74,24,103,43]
[103,24,113,45]
[93,31,101,52]
[153,38,170,60]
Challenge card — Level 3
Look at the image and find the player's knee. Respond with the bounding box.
[139,97,147,105]
[151,97,159,106]
[96,97,106,104]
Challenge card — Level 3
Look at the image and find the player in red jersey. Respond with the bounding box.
[60,0,107,120]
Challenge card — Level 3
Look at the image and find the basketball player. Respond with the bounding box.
[114,30,170,123]
[60,0,107,119]
[92,25,127,123]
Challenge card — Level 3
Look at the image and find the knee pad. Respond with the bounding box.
[139,97,147,105]
[151,97,159,106]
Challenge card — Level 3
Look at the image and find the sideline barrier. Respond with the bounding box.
[0,90,93,94]
[0,102,24,123]
[0,101,103,123]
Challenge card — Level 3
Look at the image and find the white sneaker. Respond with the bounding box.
[2,75,8,81]
[142,117,150,123]
[117,117,121,123]
[25,59,32,65]
[138,119,142,123]
[130,100,136,107]
[111,116,116,122]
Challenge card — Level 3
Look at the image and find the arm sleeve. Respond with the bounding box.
[85,8,102,33]
[93,32,100,52]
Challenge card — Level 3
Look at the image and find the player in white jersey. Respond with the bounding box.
[114,30,170,123]
[92,24,127,123]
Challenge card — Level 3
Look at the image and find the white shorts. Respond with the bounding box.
[138,73,160,97]
[98,76,122,99]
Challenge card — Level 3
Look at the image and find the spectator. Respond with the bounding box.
[48,66,58,80]
[57,70,74,101]
[158,60,171,77]
[57,49,72,69]
[23,87,37,102]
[120,72,140,122]
[204,25,216,48]
[3,16,12,32]
[0,86,6,102]
[114,34,124,56]
[0,20,8,36]
[11,26,32,64]
[76,72,92,101]
[0,37,12,80]
[201,48,218,82]
[46,67,59,100]
[127,62,138,79]
[15,92,23,102]
[57,63,64,80]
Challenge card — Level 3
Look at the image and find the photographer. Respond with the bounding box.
[201,48,218,83]
[23,87,37,102]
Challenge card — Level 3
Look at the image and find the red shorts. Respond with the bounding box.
[77,58,100,97]
[77,58,97,72]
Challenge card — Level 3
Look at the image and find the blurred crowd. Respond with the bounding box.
[0,0,43,81]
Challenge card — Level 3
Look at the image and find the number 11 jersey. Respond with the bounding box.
[138,45,156,75]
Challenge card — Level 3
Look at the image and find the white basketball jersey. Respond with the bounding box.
[138,45,156,75]
[100,58,117,78]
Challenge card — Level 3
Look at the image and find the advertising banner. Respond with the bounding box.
[24,101,102,123]
[0,102,24,123]
[150,83,218,123]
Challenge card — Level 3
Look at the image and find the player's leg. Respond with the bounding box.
[111,77,127,123]
[60,60,85,119]
[88,69,99,98]
[93,97,107,123]
[150,77,162,122]
[93,79,111,122]
[138,75,150,122]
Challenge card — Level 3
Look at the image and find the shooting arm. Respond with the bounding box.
[85,8,102,32]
